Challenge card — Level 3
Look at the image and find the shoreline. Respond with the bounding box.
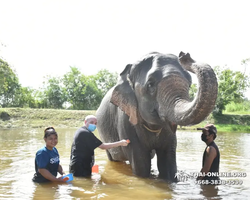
[1,108,250,132]
[0,108,95,129]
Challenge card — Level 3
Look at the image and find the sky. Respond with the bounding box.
[1,0,250,98]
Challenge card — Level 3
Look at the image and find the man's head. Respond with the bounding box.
[197,124,217,140]
[84,115,97,132]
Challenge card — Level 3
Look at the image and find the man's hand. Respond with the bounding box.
[120,139,129,146]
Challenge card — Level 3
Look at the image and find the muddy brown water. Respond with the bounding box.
[0,128,249,199]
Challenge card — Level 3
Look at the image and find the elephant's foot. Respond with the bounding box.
[130,154,152,178]
[132,167,151,178]
[157,149,178,182]
[158,172,178,182]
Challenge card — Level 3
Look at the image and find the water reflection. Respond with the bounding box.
[199,185,220,199]
[0,128,249,199]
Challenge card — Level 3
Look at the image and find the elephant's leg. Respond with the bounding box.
[156,148,177,182]
[127,144,152,177]
[106,150,115,161]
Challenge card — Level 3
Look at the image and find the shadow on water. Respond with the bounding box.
[0,128,249,199]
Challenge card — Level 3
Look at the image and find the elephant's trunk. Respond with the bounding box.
[157,52,218,126]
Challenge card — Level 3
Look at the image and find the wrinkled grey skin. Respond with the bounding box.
[96,52,218,182]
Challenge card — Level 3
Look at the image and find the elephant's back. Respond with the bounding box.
[96,87,119,141]
[96,87,116,118]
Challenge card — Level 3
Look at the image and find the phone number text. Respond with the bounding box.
[195,179,243,185]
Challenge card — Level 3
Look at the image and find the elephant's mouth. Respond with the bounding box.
[148,109,165,125]
[141,110,164,136]
[152,107,173,126]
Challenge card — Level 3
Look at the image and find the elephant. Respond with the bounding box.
[96,52,218,182]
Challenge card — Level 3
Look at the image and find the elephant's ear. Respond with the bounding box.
[111,64,138,125]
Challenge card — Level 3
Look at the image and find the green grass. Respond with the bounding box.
[224,111,250,115]
[0,108,95,128]
[224,101,250,115]
[213,114,250,133]
[1,108,250,133]
[179,122,250,133]
[173,112,250,133]
[214,124,250,133]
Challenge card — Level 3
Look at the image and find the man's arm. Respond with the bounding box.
[197,146,217,180]
[98,139,128,150]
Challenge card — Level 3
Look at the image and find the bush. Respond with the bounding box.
[225,101,250,113]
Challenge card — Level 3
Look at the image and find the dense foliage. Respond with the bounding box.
[189,83,197,100]
[1,57,250,113]
[189,65,250,115]
[0,59,118,109]
[213,65,250,115]
[0,59,21,107]
[225,101,250,114]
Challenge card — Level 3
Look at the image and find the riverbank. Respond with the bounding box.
[0,108,95,129]
[0,108,250,132]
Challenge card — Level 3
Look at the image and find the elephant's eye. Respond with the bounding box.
[148,83,153,88]
[147,81,156,94]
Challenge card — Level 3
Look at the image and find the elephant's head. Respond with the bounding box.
[111,52,218,127]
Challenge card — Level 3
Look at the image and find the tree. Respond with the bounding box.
[32,89,48,108]
[15,87,37,108]
[0,59,21,107]
[63,67,102,109]
[81,76,103,110]
[43,76,66,109]
[213,65,250,115]
[62,67,115,110]
[63,67,86,109]
[189,83,197,101]
[94,69,118,97]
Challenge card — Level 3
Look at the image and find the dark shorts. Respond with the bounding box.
[32,173,50,183]
[69,159,92,177]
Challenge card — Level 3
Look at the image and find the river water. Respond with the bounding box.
[0,128,249,200]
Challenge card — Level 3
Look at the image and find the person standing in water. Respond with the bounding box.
[32,127,67,183]
[69,115,129,177]
[197,124,220,182]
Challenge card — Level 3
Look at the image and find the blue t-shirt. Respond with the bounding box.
[32,146,60,183]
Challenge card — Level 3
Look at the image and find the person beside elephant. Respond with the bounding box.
[197,124,220,182]
[32,127,67,183]
[69,115,129,177]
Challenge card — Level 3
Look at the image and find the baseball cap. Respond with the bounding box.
[197,124,217,137]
